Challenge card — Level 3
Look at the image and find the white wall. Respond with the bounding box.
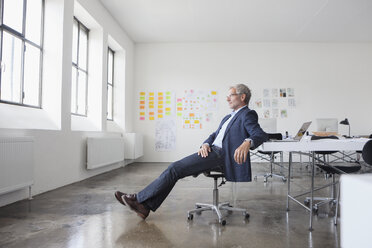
[134,43,372,162]
[0,0,134,207]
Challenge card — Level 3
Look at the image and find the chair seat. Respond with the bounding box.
[316,163,362,174]
[203,166,224,178]
[257,150,281,155]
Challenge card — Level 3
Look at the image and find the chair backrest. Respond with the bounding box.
[362,140,372,165]
[268,133,283,141]
[311,135,339,154]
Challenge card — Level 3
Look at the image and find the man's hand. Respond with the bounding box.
[234,140,251,165]
[198,144,211,158]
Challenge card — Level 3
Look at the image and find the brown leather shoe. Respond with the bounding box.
[114,191,126,206]
[123,193,150,220]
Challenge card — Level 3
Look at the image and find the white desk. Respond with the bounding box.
[260,138,369,231]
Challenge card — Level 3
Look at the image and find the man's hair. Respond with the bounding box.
[230,84,251,105]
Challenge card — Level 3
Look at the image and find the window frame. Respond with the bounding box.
[71,17,89,117]
[0,0,45,108]
[107,47,114,121]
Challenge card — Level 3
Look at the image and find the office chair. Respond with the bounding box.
[254,133,286,182]
[187,167,250,225]
[305,135,361,224]
[356,134,372,170]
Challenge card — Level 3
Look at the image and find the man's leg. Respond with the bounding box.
[137,149,223,212]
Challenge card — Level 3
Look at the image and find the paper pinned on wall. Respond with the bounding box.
[272,88,279,98]
[281,109,288,118]
[280,88,287,97]
[263,99,271,108]
[255,98,262,108]
[287,88,295,97]
[155,119,176,151]
[288,98,296,108]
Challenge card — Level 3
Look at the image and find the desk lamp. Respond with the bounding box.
[340,118,350,138]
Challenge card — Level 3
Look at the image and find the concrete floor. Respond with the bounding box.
[0,162,340,248]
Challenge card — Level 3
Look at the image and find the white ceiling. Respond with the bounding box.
[99,0,372,43]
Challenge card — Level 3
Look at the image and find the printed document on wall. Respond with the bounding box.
[155,119,177,151]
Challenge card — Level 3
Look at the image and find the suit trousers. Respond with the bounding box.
[137,146,224,211]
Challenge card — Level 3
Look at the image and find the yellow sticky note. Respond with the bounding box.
[149,105,154,109]
[165,112,171,116]
[158,114,163,118]
[149,116,155,120]
[185,120,190,124]
[194,120,200,124]
[158,105,163,109]
[158,101,163,105]
[140,106,145,109]
[158,92,163,96]
[149,92,154,96]
[149,97,154,100]
[211,91,217,95]
[165,108,171,111]
[140,92,145,96]
[140,112,145,116]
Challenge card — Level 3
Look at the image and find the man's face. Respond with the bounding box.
[226,88,246,110]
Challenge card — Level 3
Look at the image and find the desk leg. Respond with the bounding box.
[309,151,315,231]
[287,152,292,211]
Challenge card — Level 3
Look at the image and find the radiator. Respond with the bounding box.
[0,137,34,196]
[87,137,125,169]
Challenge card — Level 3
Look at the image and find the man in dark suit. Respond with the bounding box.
[115,84,268,219]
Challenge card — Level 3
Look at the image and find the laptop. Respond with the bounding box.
[271,121,312,142]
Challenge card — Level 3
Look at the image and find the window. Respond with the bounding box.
[0,0,44,107]
[71,17,89,116]
[107,47,114,120]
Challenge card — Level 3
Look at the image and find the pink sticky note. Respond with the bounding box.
[140,117,145,120]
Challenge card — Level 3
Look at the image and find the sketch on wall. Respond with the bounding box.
[155,119,177,151]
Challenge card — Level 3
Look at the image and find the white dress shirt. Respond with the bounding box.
[212,106,246,148]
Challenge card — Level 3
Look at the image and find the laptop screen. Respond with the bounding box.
[293,121,312,141]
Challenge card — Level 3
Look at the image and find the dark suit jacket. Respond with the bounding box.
[203,106,268,182]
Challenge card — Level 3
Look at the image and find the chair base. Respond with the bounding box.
[187,201,249,225]
[187,176,249,225]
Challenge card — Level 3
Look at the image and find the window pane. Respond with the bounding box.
[23,43,41,106]
[78,27,88,70]
[107,84,113,120]
[1,32,23,103]
[71,67,77,113]
[77,70,86,115]
[72,21,78,64]
[25,0,43,45]
[108,50,113,84]
[3,0,24,33]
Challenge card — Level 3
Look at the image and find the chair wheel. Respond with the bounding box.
[282,178,287,182]
[221,220,226,225]
[254,176,257,181]
[304,199,310,206]
[187,214,193,220]
[245,213,250,219]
